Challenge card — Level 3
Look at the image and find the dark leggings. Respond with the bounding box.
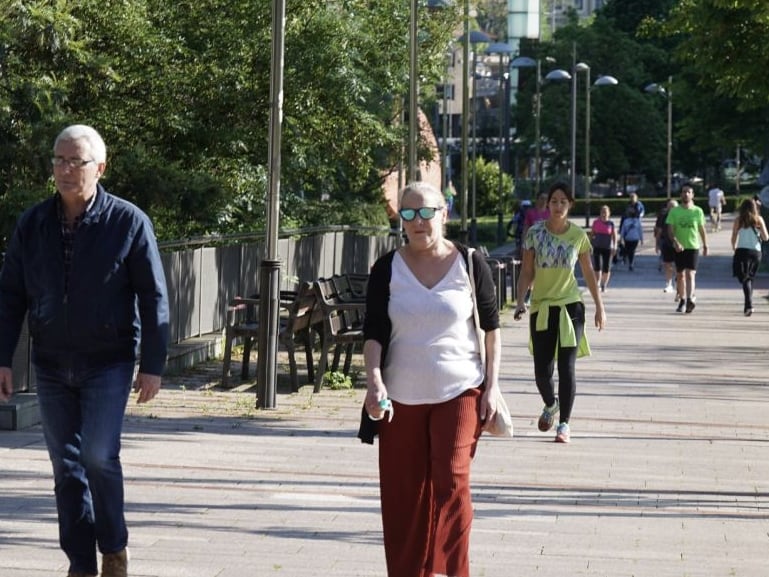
[623,240,639,266]
[742,279,753,310]
[530,302,585,424]
[592,248,612,273]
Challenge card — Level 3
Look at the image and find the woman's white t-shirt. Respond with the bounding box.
[383,252,483,405]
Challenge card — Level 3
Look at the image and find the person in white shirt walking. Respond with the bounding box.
[707,183,726,232]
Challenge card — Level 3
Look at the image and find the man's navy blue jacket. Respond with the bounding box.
[0,185,170,375]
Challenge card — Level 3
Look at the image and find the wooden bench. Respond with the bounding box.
[312,276,367,393]
[337,273,369,301]
[221,285,321,391]
[279,282,324,392]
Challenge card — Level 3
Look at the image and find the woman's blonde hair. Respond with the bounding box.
[400,181,445,209]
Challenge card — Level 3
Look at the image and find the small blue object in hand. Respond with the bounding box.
[372,398,395,423]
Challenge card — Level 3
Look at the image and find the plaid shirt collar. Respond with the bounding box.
[56,189,98,231]
[57,190,98,290]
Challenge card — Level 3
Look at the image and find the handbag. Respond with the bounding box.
[485,387,514,437]
[467,249,514,438]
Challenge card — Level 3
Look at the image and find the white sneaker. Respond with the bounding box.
[663,283,673,293]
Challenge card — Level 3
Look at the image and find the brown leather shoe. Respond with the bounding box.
[101,548,128,577]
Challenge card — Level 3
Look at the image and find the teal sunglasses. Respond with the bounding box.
[399,206,442,222]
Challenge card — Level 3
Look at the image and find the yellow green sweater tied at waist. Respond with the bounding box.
[530,298,591,358]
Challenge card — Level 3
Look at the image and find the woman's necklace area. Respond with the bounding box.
[546,220,570,235]
[404,239,453,259]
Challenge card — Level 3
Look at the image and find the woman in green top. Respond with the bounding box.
[514,182,606,443]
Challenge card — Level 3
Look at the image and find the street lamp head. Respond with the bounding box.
[644,82,666,96]
[595,75,619,87]
[510,56,536,69]
[457,30,492,44]
[575,62,590,72]
[545,69,572,81]
[486,42,514,56]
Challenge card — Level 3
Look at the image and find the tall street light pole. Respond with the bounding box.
[544,67,574,185]
[256,0,287,409]
[511,55,556,198]
[440,49,452,192]
[408,0,419,182]
[534,57,542,197]
[486,42,514,245]
[582,63,591,227]
[566,45,577,199]
[548,62,618,228]
[510,56,539,195]
[460,2,470,244]
[578,63,618,227]
[645,76,673,199]
[458,28,491,244]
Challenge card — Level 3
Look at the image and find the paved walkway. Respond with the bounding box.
[2,214,768,577]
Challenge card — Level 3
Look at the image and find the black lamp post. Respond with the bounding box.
[457,27,491,244]
[546,62,618,227]
[485,42,514,245]
[645,76,673,200]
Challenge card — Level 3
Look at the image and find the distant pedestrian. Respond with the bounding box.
[617,193,645,265]
[629,192,646,218]
[590,205,617,292]
[655,199,678,294]
[520,192,549,304]
[620,192,645,224]
[619,209,643,271]
[523,191,550,236]
[507,199,532,259]
[666,184,708,313]
[707,183,726,232]
[731,198,768,316]
[514,182,605,444]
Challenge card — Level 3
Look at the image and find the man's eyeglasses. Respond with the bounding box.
[51,157,95,169]
[399,206,442,222]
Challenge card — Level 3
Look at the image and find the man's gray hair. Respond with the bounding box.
[54,124,107,163]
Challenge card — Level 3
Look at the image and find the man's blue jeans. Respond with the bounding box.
[35,361,135,575]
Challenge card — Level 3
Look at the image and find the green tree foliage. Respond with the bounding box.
[660,0,769,112]
[598,0,677,36]
[471,156,513,216]
[644,0,769,177]
[475,0,507,41]
[513,18,669,187]
[0,0,458,247]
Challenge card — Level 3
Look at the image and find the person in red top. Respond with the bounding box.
[523,191,550,235]
[590,205,618,292]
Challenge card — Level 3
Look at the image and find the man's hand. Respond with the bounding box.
[133,373,161,404]
[0,367,13,403]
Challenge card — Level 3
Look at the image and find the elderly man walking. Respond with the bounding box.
[0,125,170,577]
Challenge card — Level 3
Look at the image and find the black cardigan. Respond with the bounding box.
[357,242,500,444]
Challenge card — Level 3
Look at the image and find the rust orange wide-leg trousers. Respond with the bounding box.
[378,387,482,577]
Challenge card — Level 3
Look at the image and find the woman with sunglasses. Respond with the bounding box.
[360,181,501,577]
[514,182,605,443]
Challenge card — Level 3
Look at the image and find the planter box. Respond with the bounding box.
[0,393,40,430]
